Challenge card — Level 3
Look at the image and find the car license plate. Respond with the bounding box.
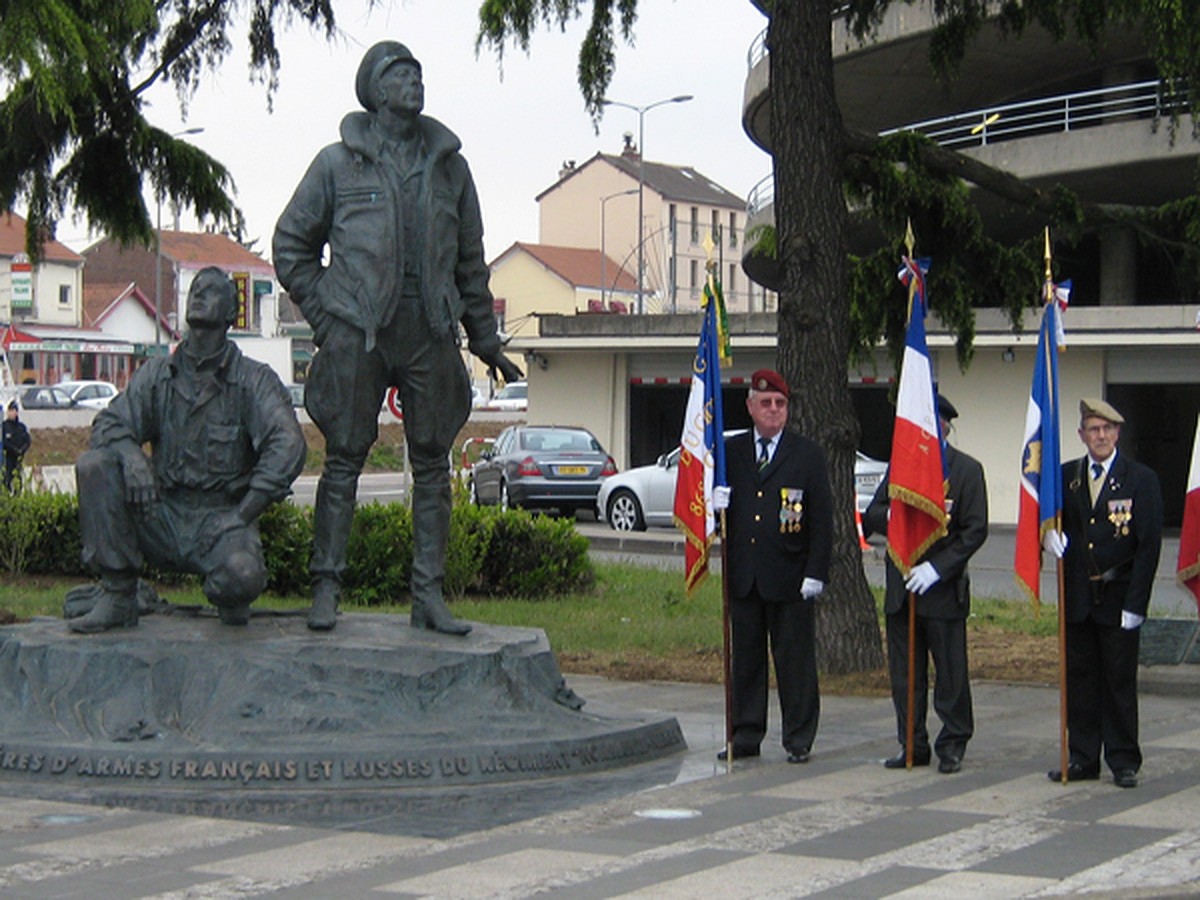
[556,465,588,476]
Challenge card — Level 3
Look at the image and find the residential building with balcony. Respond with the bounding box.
[536,145,773,314]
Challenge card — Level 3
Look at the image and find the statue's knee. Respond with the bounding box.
[206,550,266,607]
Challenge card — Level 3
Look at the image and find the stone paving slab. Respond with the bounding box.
[3,676,1200,898]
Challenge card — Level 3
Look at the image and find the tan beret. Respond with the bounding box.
[1079,397,1125,425]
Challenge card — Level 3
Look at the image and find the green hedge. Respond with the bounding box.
[0,490,593,601]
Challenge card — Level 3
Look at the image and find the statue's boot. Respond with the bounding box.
[68,574,138,634]
[410,481,471,636]
[308,479,357,631]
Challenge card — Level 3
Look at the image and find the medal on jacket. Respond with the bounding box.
[779,487,805,533]
[1107,498,1132,537]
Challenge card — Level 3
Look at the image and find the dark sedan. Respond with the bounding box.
[17,385,77,409]
[468,424,617,516]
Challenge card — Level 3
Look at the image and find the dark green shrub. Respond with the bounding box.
[0,490,83,575]
[343,502,413,605]
[445,502,494,598]
[479,511,594,597]
[259,501,313,596]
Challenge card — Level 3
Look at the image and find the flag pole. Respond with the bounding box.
[720,508,734,774]
[1045,228,1070,785]
[903,220,918,770]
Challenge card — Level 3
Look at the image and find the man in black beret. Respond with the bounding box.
[712,368,833,763]
[864,393,989,774]
[274,41,522,634]
[1043,398,1162,788]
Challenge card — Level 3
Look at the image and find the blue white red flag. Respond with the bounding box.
[673,275,727,594]
[887,256,948,575]
[1014,280,1070,605]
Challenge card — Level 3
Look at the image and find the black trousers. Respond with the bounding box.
[730,588,819,754]
[885,604,973,761]
[1066,616,1142,772]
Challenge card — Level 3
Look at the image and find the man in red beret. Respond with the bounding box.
[712,368,833,763]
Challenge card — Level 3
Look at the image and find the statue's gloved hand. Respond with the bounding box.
[120,450,158,514]
[483,351,524,385]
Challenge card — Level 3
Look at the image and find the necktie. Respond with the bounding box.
[758,437,771,470]
[1089,462,1104,505]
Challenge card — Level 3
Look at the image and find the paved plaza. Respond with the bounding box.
[2,670,1200,898]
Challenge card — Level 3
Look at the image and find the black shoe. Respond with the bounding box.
[884,750,930,769]
[1047,763,1100,783]
[787,749,810,764]
[1113,768,1138,788]
[716,746,760,761]
[937,757,962,774]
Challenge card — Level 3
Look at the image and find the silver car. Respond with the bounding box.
[597,438,887,531]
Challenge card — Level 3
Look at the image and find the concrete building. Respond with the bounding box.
[0,214,85,329]
[514,5,1200,527]
[537,148,772,314]
[82,230,292,382]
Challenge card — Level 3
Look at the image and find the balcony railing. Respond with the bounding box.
[744,79,1188,218]
[884,79,1185,149]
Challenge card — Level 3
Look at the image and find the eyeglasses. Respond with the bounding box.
[1083,423,1116,436]
[754,397,788,409]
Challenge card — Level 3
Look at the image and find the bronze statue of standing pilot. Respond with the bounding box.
[273,40,522,634]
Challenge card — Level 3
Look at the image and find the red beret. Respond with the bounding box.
[750,368,789,398]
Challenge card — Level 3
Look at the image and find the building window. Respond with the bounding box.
[689,207,699,243]
[728,264,737,298]
[729,212,738,248]
[710,209,720,243]
[669,204,677,235]
[58,284,71,306]
[689,258,698,292]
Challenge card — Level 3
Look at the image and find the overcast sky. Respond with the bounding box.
[58,0,772,264]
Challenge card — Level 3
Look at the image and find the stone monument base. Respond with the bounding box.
[0,611,685,795]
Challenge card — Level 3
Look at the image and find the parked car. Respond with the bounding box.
[854,451,888,513]
[57,379,119,410]
[468,424,617,516]
[17,385,77,409]
[482,381,527,412]
[596,436,888,531]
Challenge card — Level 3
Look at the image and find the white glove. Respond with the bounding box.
[1121,611,1145,631]
[801,578,825,600]
[904,561,940,595]
[1043,529,1068,559]
[712,485,731,512]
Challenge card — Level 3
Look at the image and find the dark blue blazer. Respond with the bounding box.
[1061,452,1162,624]
[724,429,833,603]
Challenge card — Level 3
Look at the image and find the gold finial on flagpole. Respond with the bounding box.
[904,219,917,321]
[1043,227,1053,303]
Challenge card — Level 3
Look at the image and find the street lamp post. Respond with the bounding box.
[600,189,637,307]
[155,126,204,352]
[601,94,693,314]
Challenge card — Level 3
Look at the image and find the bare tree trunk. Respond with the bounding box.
[769,4,884,673]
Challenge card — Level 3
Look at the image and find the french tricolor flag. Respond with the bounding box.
[1177,414,1200,611]
[887,256,948,575]
[1014,282,1068,605]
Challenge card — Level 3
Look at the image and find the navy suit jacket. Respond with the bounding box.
[724,429,833,603]
[863,444,988,619]
[1061,452,1162,625]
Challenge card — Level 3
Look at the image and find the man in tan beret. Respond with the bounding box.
[1044,398,1162,788]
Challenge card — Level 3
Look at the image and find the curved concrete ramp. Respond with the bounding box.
[0,612,684,793]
